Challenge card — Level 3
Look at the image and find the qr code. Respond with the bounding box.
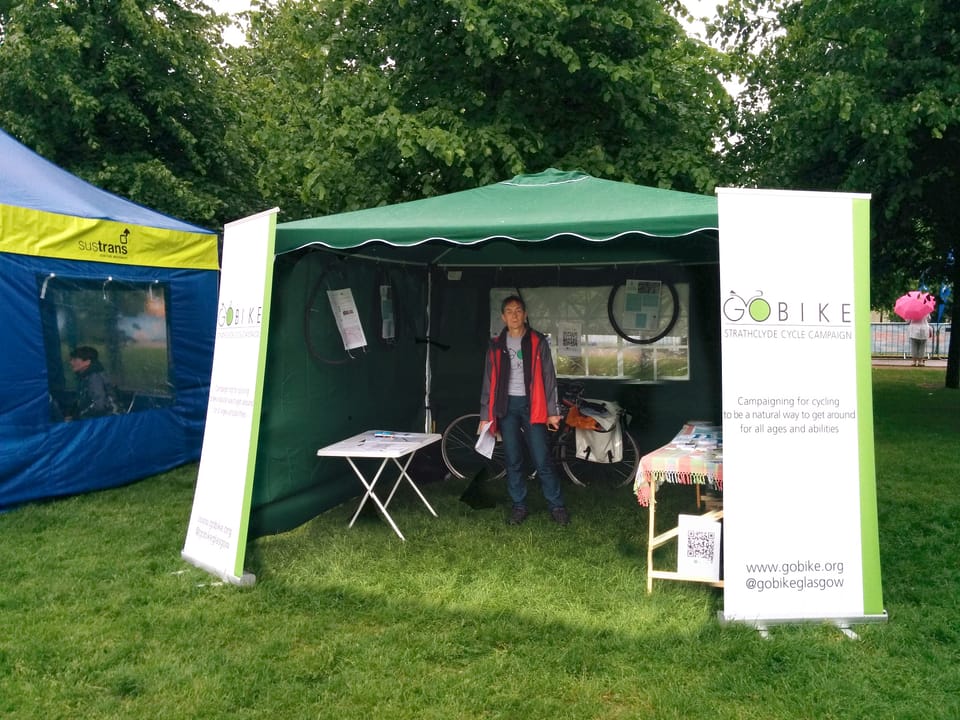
[685,530,716,561]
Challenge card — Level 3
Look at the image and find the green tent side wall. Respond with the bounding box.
[249,170,723,537]
[249,251,431,536]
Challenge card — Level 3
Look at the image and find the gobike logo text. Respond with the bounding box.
[77,227,132,257]
[723,290,852,324]
[218,301,263,327]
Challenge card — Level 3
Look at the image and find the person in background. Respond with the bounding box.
[907,314,933,367]
[67,346,117,419]
[478,295,570,526]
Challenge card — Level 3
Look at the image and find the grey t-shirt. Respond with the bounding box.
[507,334,526,396]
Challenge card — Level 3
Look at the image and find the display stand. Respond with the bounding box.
[634,422,723,593]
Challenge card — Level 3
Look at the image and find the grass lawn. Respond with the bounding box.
[1,368,958,719]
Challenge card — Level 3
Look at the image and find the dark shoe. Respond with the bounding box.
[550,506,571,526]
[508,505,529,525]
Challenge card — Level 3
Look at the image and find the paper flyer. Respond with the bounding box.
[328,288,367,350]
[474,422,496,459]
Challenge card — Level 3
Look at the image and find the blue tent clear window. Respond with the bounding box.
[39,276,175,421]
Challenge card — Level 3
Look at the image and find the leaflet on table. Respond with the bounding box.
[671,422,722,450]
[364,440,414,452]
[358,431,413,450]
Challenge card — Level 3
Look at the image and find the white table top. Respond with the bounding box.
[316,430,442,459]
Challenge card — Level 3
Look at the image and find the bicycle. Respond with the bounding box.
[440,382,639,487]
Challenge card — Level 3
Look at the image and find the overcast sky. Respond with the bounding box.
[209,0,727,46]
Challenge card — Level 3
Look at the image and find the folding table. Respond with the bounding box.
[316,430,442,540]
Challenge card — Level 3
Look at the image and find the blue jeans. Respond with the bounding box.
[499,395,565,510]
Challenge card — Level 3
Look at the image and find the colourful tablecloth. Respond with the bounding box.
[634,422,723,506]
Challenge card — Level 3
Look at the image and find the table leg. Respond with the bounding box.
[345,457,406,540]
[647,477,656,594]
[383,451,438,517]
[646,481,724,592]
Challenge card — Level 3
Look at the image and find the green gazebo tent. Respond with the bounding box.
[250,169,721,536]
[276,168,719,261]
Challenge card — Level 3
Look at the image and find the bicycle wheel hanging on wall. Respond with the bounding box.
[607,278,680,344]
[302,270,353,365]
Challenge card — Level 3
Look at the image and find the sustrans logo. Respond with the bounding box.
[723,290,852,325]
[77,227,132,257]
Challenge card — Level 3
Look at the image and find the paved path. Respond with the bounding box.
[872,357,947,368]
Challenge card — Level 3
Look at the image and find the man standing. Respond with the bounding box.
[479,295,570,525]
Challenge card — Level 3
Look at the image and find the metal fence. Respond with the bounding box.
[871,322,951,358]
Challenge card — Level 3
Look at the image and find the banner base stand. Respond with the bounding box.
[181,551,257,587]
[718,610,888,638]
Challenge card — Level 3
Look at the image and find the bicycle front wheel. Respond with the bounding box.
[560,427,640,487]
[441,413,507,481]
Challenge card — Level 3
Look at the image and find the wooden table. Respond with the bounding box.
[634,422,724,593]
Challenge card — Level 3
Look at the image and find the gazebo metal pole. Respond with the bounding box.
[424,270,433,433]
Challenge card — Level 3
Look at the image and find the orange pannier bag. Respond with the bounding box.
[565,405,601,431]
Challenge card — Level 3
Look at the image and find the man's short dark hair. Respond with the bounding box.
[70,346,99,362]
[500,295,525,313]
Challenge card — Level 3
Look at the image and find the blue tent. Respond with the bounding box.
[0,128,219,508]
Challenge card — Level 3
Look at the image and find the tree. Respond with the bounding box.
[0,0,260,228]
[232,0,735,219]
[712,0,960,387]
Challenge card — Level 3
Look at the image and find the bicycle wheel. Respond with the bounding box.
[560,425,640,487]
[607,279,680,344]
[303,274,352,365]
[441,413,507,481]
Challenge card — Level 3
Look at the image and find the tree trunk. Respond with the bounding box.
[946,260,959,389]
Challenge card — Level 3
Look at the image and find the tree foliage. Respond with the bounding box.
[712,0,959,312]
[0,0,259,228]
[713,0,959,386]
[233,0,734,219]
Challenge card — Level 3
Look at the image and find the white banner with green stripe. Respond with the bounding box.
[717,188,885,626]
[182,209,278,586]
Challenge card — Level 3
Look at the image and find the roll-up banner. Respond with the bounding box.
[182,209,278,586]
[717,188,885,627]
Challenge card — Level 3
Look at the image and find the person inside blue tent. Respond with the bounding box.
[66,346,119,420]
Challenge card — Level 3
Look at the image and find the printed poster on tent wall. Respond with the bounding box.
[182,208,278,586]
[717,188,885,626]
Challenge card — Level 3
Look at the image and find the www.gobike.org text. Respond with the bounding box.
[743,559,845,593]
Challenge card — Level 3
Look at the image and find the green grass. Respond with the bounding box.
[1,367,958,719]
